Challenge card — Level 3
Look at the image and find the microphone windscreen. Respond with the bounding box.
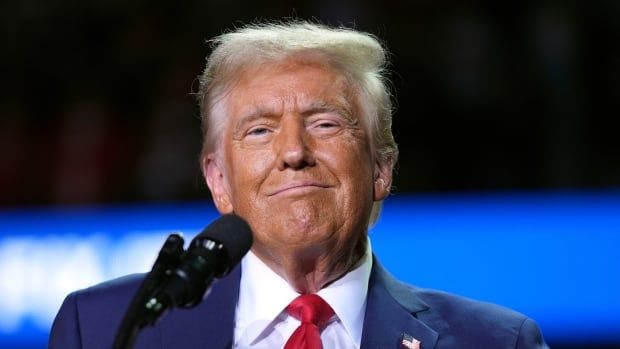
[192,214,253,271]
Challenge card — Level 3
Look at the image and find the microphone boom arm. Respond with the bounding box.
[112,233,185,349]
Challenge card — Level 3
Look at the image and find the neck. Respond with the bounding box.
[252,237,367,294]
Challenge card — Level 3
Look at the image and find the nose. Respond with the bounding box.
[275,116,316,170]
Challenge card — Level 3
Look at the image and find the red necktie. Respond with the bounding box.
[284,294,335,349]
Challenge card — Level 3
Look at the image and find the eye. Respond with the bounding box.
[247,127,270,136]
[316,121,337,128]
[309,118,341,135]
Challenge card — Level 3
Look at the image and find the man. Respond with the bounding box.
[49,21,549,349]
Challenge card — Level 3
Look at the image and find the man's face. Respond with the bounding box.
[203,57,391,264]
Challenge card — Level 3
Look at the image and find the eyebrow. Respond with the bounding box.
[232,97,358,134]
[231,106,277,135]
[300,100,357,124]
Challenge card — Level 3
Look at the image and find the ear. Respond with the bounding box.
[202,153,234,214]
[373,158,393,202]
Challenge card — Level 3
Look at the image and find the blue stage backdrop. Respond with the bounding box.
[1,191,619,348]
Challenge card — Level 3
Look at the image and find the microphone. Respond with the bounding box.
[113,214,253,349]
[150,214,253,310]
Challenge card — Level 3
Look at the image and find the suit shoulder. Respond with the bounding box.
[416,286,527,325]
[70,273,145,329]
[378,266,528,328]
[414,286,542,347]
[71,273,146,323]
[72,273,145,302]
[50,274,147,349]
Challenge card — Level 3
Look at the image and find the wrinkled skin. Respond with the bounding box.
[202,56,393,293]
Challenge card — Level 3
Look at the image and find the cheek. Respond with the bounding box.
[320,137,375,211]
[328,135,374,180]
[227,147,272,197]
[344,141,376,200]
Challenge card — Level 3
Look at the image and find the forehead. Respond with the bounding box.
[225,56,359,119]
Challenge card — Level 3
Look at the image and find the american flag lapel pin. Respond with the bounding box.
[401,333,421,349]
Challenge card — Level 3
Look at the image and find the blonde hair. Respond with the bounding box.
[197,21,398,224]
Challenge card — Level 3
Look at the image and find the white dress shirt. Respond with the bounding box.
[233,243,373,349]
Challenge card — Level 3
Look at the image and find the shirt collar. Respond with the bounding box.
[235,241,373,346]
[317,242,372,346]
[235,249,299,343]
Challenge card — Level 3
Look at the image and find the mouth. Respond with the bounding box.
[267,182,332,196]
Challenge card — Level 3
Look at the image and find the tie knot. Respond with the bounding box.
[287,294,335,329]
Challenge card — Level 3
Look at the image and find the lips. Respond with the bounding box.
[267,182,332,196]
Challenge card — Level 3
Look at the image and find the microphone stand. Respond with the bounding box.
[112,233,185,349]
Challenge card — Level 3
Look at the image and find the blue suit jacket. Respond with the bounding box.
[49,257,548,348]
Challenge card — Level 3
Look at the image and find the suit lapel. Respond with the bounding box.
[361,257,438,349]
[159,265,241,349]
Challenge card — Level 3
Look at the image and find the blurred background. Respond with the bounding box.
[1,0,619,348]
